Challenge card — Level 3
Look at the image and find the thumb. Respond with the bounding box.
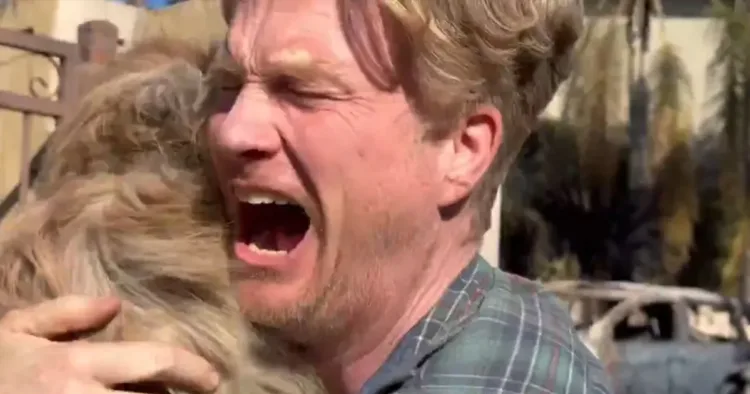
[0,295,121,339]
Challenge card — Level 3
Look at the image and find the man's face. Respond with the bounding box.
[206,0,442,336]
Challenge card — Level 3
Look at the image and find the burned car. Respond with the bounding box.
[544,280,750,394]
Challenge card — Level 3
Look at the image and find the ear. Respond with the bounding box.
[436,105,503,207]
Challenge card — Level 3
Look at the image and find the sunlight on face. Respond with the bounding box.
[206,0,441,341]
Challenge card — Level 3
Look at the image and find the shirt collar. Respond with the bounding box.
[361,254,496,394]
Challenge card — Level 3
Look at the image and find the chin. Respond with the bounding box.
[235,277,316,327]
[223,184,327,326]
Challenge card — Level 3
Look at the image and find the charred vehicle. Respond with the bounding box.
[545,281,750,394]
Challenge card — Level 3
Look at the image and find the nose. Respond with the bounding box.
[209,89,283,161]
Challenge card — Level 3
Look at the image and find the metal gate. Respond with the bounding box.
[0,21,119,219]
[0,27,80,217]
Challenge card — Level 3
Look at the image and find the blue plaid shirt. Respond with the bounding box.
[361,256,613,394]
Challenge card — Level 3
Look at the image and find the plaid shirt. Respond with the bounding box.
[361,256,613,394]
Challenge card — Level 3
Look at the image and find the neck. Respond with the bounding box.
[315,222,480,393]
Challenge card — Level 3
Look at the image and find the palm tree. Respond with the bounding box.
[619,0,664,189]
[562,18,627,203]
[502,11,664,282]
[648,39,697,285]
[679,132,726,291]
[501,0,704,286]
[703,0,750,297]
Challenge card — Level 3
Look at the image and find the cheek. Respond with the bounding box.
[349,121,434,196]
[203,114,234,204]
[286,111,355,182]
[205,114,226,149]
[205,114,229,168]
[287,101,436,208]
[344,141,437,218]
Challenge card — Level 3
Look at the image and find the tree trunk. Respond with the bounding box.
[626,0,653,189]
[737,0,750,307]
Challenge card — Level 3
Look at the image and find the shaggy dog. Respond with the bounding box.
[0,38,323,394]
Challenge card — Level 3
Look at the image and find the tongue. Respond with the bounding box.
[244,204,309,252]
[274,225,306,252]
[250,225,305,252]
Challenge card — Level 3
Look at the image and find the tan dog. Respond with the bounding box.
[0,38,323,394]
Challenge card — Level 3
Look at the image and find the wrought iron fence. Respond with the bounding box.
[0,21,119,219]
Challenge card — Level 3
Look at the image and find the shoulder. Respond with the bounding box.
[411,269,613,394]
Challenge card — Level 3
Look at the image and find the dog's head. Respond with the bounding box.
[0,169,239,371]
[0,38,324,394]
[36,46,214,200]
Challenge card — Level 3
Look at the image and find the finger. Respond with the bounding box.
[69,341,220,393]
[115,382,171,394]
[0,295,121,338]
[58,379,142,394]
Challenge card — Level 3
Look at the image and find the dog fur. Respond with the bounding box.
[0,38,323,394]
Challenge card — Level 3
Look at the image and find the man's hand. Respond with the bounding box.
[0,296,220,394]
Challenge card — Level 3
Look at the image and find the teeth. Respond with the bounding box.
[248,242,288,256]
[238,191,295,206]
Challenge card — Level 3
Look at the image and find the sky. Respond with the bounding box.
[146,0,170,8]
[112,0,173,9]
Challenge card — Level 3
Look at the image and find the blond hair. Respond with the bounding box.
[0,38,323,394]
[0,172,320,394]
[220,0,583,236]
[381,0,583,236]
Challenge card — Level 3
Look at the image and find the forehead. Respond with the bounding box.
[227,0,354,69]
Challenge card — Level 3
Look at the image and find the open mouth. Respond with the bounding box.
[236,192,311,256]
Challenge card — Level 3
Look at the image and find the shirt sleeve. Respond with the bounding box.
[400,286,614,394]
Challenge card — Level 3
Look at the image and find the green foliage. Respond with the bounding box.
[499,6,750,294]
[648,40,697,284]
[706,0,750,295]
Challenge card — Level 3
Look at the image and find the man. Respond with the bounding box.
[0,0,612,393]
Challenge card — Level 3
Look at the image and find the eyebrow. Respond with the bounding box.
[260,49,355,94]
[207,39,354,94]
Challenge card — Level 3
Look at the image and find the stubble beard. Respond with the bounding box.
[234,267,351,353]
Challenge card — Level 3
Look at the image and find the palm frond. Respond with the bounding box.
[652,141,697,282]
[703,0,750,296]
[565,20,627,134]
[704,0,750,148]
[677,133,727,291]
[649,41,693,165]
[501,119,662,281]
[645,40,697,282]
[563,20,628,203]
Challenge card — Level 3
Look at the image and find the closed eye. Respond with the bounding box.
[268,75,341,109]
[207,80,242,113]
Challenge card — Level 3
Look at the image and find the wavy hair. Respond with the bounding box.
[0,38,323,394]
